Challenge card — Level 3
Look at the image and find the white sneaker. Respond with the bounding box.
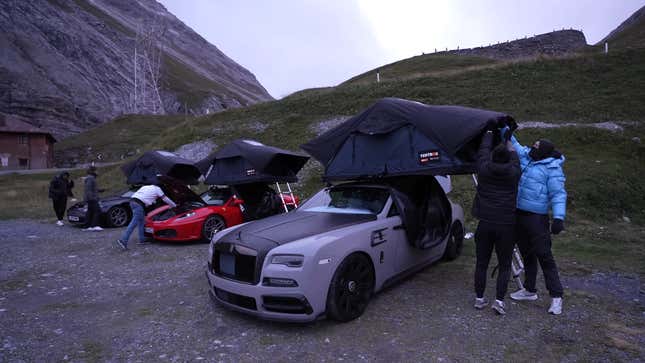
[548,297,562,315]
[491,299,506,315]
[91,226,104,231]
[83,227,93,231]
[56,220,64,226]
[510,288,538,301]
[474,297,488,310]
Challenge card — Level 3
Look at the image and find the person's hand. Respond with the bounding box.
[71,198,77,202]
[551,219,564,234]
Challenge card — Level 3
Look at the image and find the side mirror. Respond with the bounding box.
[232,198,245,206]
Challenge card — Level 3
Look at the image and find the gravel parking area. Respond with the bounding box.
[1,220,643,362]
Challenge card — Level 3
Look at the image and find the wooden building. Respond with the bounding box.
[0,115,56,170]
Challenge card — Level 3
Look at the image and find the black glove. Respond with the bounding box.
[551,218,564,235]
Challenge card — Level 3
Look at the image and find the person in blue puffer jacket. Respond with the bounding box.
[503,128,567,315]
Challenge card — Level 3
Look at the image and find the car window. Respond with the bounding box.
[201,188,232,206]
[387,202,400,217]
[302,186,389,215]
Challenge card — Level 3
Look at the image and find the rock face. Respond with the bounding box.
[447,30,588,60]
[0,0,273,139]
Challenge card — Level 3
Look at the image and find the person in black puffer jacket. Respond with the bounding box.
[49,171,74,226]
[472,129,520,315]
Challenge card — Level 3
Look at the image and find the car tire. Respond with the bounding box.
[326,253,375,322]
[202,215,226,242]
[443,222,464,261]
[107,205,130,228]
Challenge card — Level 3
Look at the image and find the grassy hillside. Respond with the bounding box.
[55,115,185,163]
[598,6,645,50]
[343,53,500,85]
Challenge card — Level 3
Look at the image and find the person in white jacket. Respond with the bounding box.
[115,183,176,250]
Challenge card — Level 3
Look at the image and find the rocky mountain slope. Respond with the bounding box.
[0,0,272,139]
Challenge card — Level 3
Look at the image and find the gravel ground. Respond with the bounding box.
[1,220,643,362]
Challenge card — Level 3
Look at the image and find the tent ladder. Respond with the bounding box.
[275,182,298,212]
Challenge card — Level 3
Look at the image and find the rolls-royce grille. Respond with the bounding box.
[212,244,258,284]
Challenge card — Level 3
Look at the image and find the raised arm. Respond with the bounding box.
[476,131,494,172]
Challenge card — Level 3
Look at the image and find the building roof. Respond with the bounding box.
[0,114,56,142]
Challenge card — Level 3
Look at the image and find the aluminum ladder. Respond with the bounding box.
[275,182,298,213]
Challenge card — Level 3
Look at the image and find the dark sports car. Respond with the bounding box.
[66,190,137,227]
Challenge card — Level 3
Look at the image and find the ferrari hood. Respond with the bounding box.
[218,211,376,248]
[159,176,204,205]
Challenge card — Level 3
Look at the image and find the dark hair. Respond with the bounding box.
[492,143,510,163]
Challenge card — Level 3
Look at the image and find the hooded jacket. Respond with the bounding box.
[49,172,74,199]
[510,135,567,219]
[472,131,521,224]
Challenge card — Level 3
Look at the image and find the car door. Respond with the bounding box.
[372,200,411,279]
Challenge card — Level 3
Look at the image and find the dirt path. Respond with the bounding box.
[1,220,643,362]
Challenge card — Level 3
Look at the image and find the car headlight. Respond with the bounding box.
[270,254,304,267]
[177,212,196,219]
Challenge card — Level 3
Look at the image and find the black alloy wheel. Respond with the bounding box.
[443,222,464,261]
[326,253,375,322]
[107,206,130,227]
[202,215,226,242]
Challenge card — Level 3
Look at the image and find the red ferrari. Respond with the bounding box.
[145,181,298,242]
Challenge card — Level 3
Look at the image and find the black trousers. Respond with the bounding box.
[85,200,100,228]
[474,221,514,300]
[52,198,67,220]
[516,211,563,298]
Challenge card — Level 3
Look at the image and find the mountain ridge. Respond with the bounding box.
[0,0,272,139]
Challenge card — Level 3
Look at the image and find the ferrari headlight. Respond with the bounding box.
[270,254,304,267]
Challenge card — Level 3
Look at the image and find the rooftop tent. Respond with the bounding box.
[121,150,201,185]
[301,98,516,180]
[202,139,310,185]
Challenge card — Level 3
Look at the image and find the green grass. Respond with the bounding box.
[343,53,500,85]
[55,114,185,162]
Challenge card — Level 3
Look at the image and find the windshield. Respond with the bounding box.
[200,187,232,206]
[302,186,389,215]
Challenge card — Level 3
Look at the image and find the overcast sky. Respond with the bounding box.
[159,0,644,98]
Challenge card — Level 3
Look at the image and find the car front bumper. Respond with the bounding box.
[66,210,87,225]
[145,220,201,242]
[205,268,324,323]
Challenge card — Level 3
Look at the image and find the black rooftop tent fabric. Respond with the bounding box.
[301,98,516,180]
[202,139,310,185]
[121,150,201,185]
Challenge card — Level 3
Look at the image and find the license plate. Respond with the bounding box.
[219,253,235,276]
[144,227,153,234]
[68,216,79,222]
